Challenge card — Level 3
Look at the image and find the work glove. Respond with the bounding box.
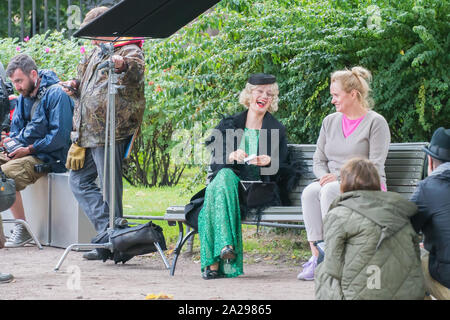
[66,143,86,170]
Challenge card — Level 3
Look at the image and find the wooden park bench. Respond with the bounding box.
[125,142,428,276]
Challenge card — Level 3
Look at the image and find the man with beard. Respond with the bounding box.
[0,54,73,247]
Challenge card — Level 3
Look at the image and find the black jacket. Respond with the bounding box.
[185,110,303,230]
[410,164,450,289]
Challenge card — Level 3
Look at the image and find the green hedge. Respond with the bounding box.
[1,0,448,186]
[143,0,448,144]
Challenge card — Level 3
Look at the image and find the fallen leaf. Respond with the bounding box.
[145,293,174,300]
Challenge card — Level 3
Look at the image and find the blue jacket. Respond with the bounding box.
[10,70,74,173]
[410,162,450,289]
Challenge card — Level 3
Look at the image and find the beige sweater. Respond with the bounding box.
[313,110,390,184]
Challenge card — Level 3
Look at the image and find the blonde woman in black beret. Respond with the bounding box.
[185,73,302,280]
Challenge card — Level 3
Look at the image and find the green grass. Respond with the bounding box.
[123,182,193,245]
[122,173,310,266]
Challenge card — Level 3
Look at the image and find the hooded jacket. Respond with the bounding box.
[410,163,450,288]
[315,191,425,300]
[10,70,74,173]
[72,43,145,148]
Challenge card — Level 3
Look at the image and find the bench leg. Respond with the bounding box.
[170,222,197,276]
[186,226,195,253]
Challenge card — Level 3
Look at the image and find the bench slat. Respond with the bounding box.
[166,143,427,226]
[289,151,426,160]
[165,206,303,223]
[294,158,426,166]
[300,164,425,173]
[385,166,425,172]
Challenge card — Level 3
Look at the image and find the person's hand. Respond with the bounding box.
[112,55,126,72]
[66,143,86,170]
[2,135,11,144]
[249,155,271,167]
[319,173,337,186]
[8,146,31,160]
[0,131,7,146]
[59,80,77,96]
[228,149,248,163]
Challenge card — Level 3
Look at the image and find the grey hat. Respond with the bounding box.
[423,127,450,162]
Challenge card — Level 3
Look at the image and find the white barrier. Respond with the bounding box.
[2,172,96,248]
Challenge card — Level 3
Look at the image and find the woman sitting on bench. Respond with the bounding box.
[188,73,299,280]
[298,66,391,281]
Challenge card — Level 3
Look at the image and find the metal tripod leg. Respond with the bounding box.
[2,219,43,250]
[54,242,112,271]
[154,242,170,269]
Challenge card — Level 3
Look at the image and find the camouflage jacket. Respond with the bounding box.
[72,43,145,148]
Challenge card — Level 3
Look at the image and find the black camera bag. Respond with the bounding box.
[111,222,166,252]
[92,221,167,264]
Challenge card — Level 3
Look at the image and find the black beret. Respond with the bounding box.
[248,73,276,85]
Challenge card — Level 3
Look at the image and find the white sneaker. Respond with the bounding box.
[5,224,32,248]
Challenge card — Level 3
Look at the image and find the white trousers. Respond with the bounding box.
[301,181,341,242]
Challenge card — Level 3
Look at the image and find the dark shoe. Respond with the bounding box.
[0,273,14,284]
[314,241,325,265]
[220,245,235,261]
[82,249,103,261]
[202,267,221,280]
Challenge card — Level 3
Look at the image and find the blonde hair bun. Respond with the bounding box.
[351,66,372,83]
[331,66,374,110]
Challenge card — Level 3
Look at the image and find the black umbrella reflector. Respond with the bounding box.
[73,0,221,39]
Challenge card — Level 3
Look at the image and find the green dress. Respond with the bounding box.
[198,128,260,278]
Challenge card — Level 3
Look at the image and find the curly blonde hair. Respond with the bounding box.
[238,82,279,113]
[331,66,374,110]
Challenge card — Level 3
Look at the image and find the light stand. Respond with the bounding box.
[54,43,118,271]
[54,42,170,272]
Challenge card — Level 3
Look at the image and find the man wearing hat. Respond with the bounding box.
[411,127,450,299]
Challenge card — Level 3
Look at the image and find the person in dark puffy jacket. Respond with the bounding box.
[410,127,450,300]
[315,158,425,300]
[0,61,15,141]
[0,54,73,248]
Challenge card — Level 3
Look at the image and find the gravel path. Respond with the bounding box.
[0,245,315,300]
